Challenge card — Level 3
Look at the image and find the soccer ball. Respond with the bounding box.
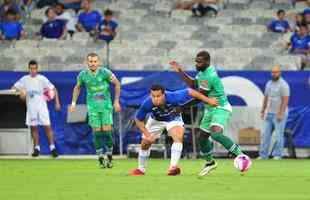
[43,88,55,101]
[234,154,252,172]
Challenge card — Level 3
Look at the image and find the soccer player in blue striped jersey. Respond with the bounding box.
[128,84,218,176]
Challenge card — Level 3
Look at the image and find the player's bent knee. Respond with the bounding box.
[141,141,151,150]
[210,125,223,134]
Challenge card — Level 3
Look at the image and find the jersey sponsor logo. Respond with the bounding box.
[151,103,179,120]
[28,90,41,98]
[93,93,105,101]
[201,80,208,87]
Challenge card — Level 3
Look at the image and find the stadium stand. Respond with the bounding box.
[0,0,309,71]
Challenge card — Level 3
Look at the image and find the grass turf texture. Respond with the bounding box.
[0,159,310,200]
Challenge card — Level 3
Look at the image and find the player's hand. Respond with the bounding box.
[55,102,61,111]
[169,61,183,72]
[277,112,284,121]
[207,98,219,107]
[260,110,265,120]
[114,101,121,112]
[19,89,26,101]
[69,104,76,112]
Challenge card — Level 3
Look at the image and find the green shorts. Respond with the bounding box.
[199,108,231,133]
[88,109,113,128]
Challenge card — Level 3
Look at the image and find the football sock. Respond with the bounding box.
[49,144,55,151]
[210,132,242,156]
[93,131,104,157]
[34,145,40,151]
[170,142,183,168]
[102,131,113,156]
[138,149,150,172]
[199,137,214,162]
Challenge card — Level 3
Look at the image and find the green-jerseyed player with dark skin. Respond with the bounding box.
[69,53,121,168]
[170,50,250,176]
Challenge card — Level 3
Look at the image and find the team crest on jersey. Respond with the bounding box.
[201,80,208,88]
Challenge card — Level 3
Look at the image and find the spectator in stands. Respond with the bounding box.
[20,0,35,18]
[292,12,305,31]
[259,65,290,160]
[287,23,310,70]
[40,7,67,39]
[267,10,291,33]
[192,0,218,17]
[98,9,118,43]
[175,0,218,17]
[303,8,310,28]
[0,9,26,40]
[76,0,101,35]
[54,3,76,38]
[0,0,20,22]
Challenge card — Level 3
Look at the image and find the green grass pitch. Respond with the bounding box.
[0,159,310,200]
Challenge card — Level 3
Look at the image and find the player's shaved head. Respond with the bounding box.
[86,53,100,72]
[87,52,99,59]
[195,51,210,71]
[271,65,281,81]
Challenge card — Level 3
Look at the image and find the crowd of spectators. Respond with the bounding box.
[266,0,310,70]
[0,0,118,43]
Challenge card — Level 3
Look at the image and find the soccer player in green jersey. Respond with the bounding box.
[69,53,121,168]
[170,50,250,176]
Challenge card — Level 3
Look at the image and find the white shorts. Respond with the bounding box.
[144,117,184,139]
[26,106,51,126]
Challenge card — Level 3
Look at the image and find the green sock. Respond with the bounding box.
[93,131,104,156]
[210,132,242,156]
[199,136,214,162]
[102,131,113,155]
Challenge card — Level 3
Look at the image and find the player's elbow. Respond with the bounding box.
[187,88,196,98]
[74,85,81,92]
[134,118,144,126]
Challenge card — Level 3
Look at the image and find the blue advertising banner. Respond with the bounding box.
[0,70,309,153]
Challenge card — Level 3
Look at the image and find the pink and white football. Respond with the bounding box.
[43,88,55,101]
[234,154,252,172]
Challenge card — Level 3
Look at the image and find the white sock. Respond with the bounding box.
[138,149,150,172]
[170,142,183,169]
[35,145,40,151]
[49,144,55,151]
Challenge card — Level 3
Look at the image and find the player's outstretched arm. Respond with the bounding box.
[111,74,121,112]
[135,119,155,144]
[188,88,218,107]
[53,88,61,111]
[169,61,195,88]
[69,84,81,112]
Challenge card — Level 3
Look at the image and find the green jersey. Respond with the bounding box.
[77,67,113,112]
[195,66,232,112]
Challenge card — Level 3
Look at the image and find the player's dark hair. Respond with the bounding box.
[87,52,99,59]
[28,60,38,68]
[277,9,285,16]
[104,9,113,16]
[196,51,210,63]
[55,3,65,10]
[150,84,165,94]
